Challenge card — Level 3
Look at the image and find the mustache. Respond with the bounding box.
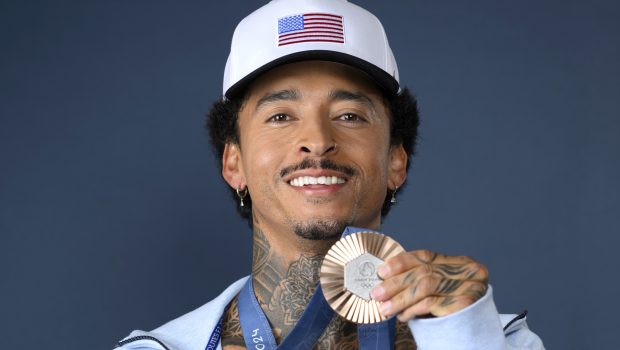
[280,158,357,179]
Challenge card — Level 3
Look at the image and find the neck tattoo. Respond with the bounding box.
[220,227,417,349]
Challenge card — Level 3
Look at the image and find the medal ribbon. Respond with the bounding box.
[236,226,396,350]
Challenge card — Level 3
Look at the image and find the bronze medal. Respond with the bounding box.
[320,231,405,324]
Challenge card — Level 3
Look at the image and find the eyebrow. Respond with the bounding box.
[255,89,299,111]
[328,89,377,114]
[253,88,378,115]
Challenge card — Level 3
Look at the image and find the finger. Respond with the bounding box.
[372,264,434,302]
[375,261,487,301]
[379,274,438,317]
[395,295,439,321]
[373,258,488,302]
[379,251,487,283]
[395,281,488,321]
[379,250,467,278]
[431,293,480,317]
[435,280,487,302]
[378,250,438,278]
[380,278,487,318]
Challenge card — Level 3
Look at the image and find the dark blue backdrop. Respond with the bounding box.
[1,1,618,349]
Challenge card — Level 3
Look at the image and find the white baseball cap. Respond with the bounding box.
[223,0,400,98]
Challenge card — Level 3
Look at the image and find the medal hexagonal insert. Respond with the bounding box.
[344,252,384,300]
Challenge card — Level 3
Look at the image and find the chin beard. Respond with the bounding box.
[293,220,348,240]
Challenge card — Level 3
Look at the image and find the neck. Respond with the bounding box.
[251,225,338,342]
[242,224,417,349]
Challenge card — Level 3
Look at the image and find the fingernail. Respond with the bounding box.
[378,264,389,278]
[380,301,392,316]
[371,285,384,300]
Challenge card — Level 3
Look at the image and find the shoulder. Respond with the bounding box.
[115,277,249,350]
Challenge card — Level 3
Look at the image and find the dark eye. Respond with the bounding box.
[268,113,290,123]
[338,113,364,122]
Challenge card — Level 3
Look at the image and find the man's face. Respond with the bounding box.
[223,61,406,239]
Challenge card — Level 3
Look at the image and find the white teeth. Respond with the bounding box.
[289,175,347,187]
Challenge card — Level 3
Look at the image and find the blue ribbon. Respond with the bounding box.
[236,226,395,349]
[204,317,223,350]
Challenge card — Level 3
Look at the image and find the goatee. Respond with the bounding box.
[293,220,347,240]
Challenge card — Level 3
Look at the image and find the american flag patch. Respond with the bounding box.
[277,13,345,46]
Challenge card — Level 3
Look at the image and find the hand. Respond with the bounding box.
[370,250,489,321]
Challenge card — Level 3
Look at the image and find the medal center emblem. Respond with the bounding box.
[359,261,375,277]
[344,253,383,300]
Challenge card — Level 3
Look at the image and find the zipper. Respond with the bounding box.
[115,335,171,350]
[503,309,528,332]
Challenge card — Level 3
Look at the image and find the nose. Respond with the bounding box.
[297,117,337,157]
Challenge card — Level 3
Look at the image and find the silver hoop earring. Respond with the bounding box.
[236,187,248,207]
[390,186,398,204]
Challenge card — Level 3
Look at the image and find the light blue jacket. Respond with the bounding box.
[116,277,544,350]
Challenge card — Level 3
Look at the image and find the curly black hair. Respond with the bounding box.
[206,87,420,227]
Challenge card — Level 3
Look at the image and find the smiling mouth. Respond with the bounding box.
[288,176,347,187]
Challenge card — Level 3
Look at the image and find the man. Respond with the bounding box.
[116,0,544,349]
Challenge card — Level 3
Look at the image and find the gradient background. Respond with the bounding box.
[1,0,618,349]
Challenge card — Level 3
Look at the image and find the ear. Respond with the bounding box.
[387,144,408,190]
[222,142,246,189]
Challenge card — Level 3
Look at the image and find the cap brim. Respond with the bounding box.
[224,50,399,99]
